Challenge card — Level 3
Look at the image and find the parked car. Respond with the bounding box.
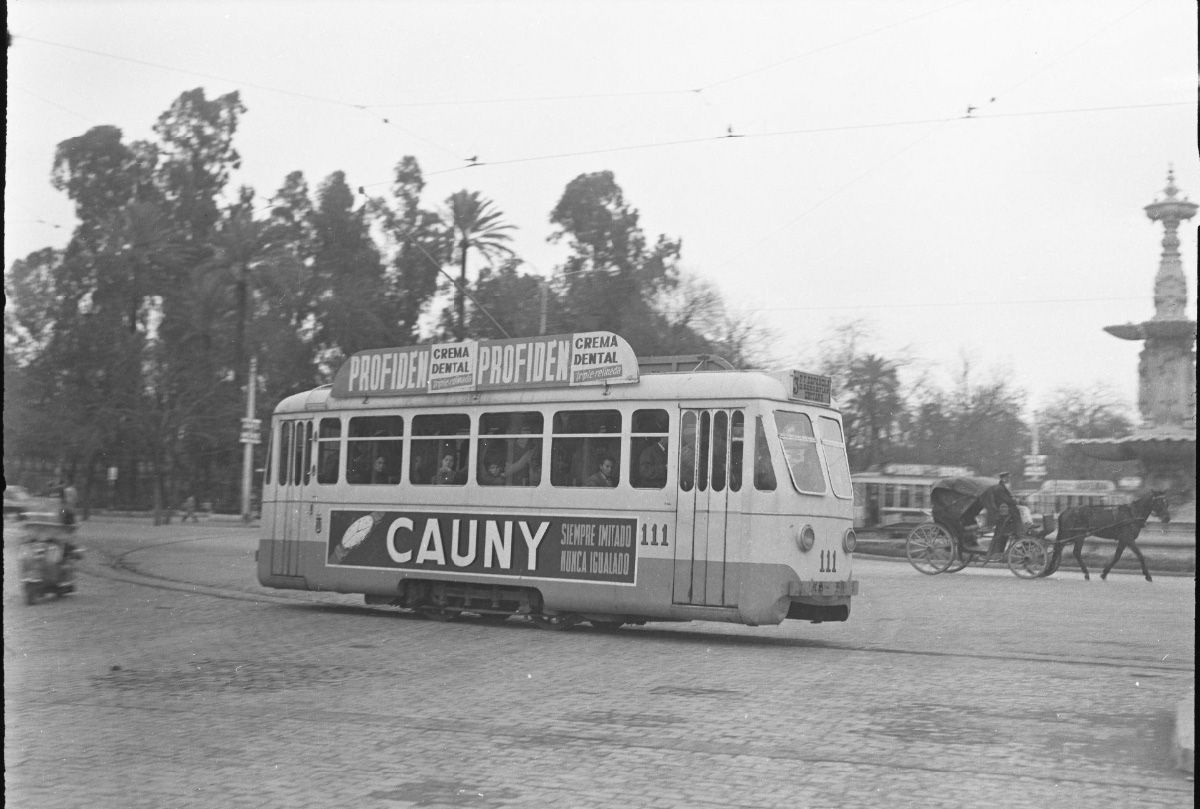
[4,485,32,516]
[4,486,62,520]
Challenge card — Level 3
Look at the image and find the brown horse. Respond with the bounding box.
[1050,491,1170,581]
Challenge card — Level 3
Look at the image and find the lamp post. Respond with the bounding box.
[240,355,261,522]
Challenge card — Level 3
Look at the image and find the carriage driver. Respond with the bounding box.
[959,472,1021,552]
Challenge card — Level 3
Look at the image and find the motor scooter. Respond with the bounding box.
[18,520,82,605]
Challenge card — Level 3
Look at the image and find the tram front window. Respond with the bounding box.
[774,411,826,494]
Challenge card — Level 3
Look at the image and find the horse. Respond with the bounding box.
[1050,491,1170,582]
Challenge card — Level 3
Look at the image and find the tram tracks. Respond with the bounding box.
[77,535,1195,677]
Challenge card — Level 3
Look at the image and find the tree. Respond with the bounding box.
[152,88,246,242]
[372,157,446,342]
[309,171,398,366]
[1036,385,1139,481]
[548,171,681,353]
[843,354,904,469]
[444,190,515,340]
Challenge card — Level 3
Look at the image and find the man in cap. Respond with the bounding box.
[979,472,1021,556]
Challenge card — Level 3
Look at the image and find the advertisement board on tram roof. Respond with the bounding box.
[330,331,639,398]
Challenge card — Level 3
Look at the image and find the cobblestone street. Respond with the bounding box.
[4,518,1194,808]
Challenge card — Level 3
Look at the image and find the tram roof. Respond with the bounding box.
[274,331,835,415]
[273,368,836,415]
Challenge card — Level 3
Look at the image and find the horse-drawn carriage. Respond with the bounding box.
[905,476,1170,580]
[905,476,1049,577]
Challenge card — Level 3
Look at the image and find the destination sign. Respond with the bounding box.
[326,509,639,584]
[329,331,639,398]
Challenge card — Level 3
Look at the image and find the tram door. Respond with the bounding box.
[271,418,311,578]
[673,408,743,607]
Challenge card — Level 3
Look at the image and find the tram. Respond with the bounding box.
[852,464,975,531]
[256,331,858,628]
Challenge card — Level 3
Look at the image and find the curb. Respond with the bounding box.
[1175,687,1195,776]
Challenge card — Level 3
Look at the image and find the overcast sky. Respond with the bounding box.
[7,0,1198,415]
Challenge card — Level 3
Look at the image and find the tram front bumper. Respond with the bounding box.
[787,579,858,598]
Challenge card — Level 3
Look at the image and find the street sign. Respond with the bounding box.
[240,417,262,445]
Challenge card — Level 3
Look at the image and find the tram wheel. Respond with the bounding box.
[530,614,579,631]
[1006,538,1048,579]
[905,523,954,575]
[418,607,459,622]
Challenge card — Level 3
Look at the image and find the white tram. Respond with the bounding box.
[256,332,858,628]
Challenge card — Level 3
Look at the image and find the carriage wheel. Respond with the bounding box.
[905,523,954,575]
[1006,538,1048,579]
[1039,550,1063,578]
[944,549,970,573]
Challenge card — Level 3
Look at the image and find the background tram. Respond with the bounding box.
[255,333,858,629]
[852,465,1128,533]
[852,464,975,531]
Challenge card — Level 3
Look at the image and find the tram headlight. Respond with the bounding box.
[842,528,857,554]
[796,525,816,553]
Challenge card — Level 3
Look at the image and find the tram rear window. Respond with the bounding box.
[316,418,341,484]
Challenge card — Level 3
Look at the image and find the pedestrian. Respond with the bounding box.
[59,478,78,526]
[183,495,199,523]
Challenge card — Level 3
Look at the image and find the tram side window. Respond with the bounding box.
[278,422,293,485]
[817,416,853,499]
[293,422,307,486]
[263,427,273,485]
[316,418,342,484]
[753,416,776,491]
[477,411,543,487]
[301,422,313,484]
[730,412,744,492]
[411,413,470,486]
[774,411,826,494]
[680,411,697,491]
[631,409,669,489]
[347,416,404,485]
[552,410,621,488]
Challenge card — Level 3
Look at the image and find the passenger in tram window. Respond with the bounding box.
[433,453,458,485]
[347,444,371,484]
[371,455,400,484]
[479,457,507,486]
[637,436,668,489]
[527,452,542,486]
[585,456,617,488]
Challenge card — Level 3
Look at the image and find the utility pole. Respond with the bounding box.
[240,355,261,523]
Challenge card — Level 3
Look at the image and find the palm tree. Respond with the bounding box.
[445,190,515,340]
[206,205,293,384]
[845,354,904,469]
